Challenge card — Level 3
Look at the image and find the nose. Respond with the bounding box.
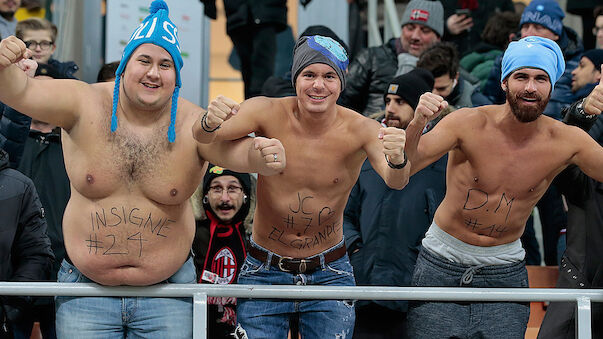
[525,79,537,92]
[313,76,325,89]
[146,64,160,78]
[410,28,421,40]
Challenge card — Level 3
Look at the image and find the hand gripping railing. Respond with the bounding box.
[1,282,601,339]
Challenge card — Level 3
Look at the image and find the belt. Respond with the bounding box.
[247,243,347,274]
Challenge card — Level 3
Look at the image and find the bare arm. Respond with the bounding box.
[0,36,88,131]
[405,93,457,175]
[193,95,270,143]
[362,117,410,190]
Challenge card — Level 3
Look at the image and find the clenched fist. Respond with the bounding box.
[254,137,286,173]
[379,127,406,166]
[203,95,240,131]
[0,36,31,71]
[583,65,603,116]
[415,92,448,124]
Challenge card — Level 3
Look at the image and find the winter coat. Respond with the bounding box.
[201,0,287,35]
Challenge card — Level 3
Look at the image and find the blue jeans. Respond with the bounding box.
[55,257,196,339]
[236,241,356,339]
[408,248,530,339]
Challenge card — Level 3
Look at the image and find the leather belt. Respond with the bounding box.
[247,243,347,274]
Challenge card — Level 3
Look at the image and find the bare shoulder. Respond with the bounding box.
[440,105,490,127]
[342,105,380,131]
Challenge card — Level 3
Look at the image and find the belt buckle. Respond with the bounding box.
[277,257,309,273]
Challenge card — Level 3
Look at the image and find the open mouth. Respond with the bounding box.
[142,82,159,89]
[308,94,327,101]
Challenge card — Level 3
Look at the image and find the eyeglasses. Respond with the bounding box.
[24,40,54,50]
[208,185,243,196]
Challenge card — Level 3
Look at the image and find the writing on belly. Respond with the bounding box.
[87,206,174,257]
[267,192,341,250]
[461,188,515,237]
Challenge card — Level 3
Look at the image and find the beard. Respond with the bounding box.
[505,87,550,123]
[0,10,15,20]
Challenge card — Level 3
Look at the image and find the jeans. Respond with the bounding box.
[55,257,196,339]
[408,248,530,339]
[236,241,356,339]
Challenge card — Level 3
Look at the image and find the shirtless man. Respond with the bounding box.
[404,36,603,339]
[194,35,410,339]
[0,1,284,338]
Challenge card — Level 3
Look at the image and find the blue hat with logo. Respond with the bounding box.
[501,36,565,86]
[291,35,349,90]
[520,0,565,36]
[111,0,183,143]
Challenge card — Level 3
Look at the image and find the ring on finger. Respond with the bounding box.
[273,153,278,162]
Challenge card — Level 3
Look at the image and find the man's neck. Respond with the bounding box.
[293,100,340,134]
[499,104,541,140]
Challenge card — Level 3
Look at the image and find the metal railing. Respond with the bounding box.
[1,282,601,339]
[367,0,402,47]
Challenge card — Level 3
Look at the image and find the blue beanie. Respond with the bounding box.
[520,0,565,36]
[111,0,183,143]
[501,36,565,87]
[291,35,349,90]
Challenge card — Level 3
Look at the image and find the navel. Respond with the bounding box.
[86,174,95,184]
[170,188,178,197]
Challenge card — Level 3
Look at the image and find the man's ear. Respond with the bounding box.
[501,79,508,92]
[594,66,602,82]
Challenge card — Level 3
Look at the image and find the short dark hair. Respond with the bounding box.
[481,11,521,50]
[416,42,459,79]
[595,6,603,19]
[16,18,58,41]
[96,61,120,82]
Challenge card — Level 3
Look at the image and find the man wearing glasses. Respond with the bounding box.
[192,164,252,338]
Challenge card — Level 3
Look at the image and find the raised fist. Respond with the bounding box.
[254,137,286,173]
[583,65,603,116]
[204,95,240,131]
[379,127,406,166]
[0,36,31,71]
[415,92,448,123]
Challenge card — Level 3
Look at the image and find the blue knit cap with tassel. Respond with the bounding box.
[111,0,183,142]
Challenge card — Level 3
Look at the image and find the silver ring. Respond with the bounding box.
[273,153,278,162]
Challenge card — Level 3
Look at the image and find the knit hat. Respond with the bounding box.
[581,49,603,70]
[202,164,252,222]
[111,0,183,143]
[291,35,349,90]
[384,68,434,109]
[501,36,565,86]
[520,0,565,37]
[300,25,349,57]
[400,0,444,37]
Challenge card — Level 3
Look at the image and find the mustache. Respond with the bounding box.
[516,91,542,100]
[217,202,235,210]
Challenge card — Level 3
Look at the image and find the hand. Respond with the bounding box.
[0,36,32,71]
[446,14,473,35]
[583,65,603,115]
[17,58,38,78]
[254,137,286,172]
[415,92,448,123]
[205,95,240,130]
[379,127,406,165]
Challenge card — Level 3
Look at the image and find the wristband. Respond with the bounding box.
[201,111,221,132]
[386,151,408,169]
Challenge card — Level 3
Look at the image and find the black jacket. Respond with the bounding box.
[538,102,602,339]
[201,0,287,34]
[338,38,398,116]
[0,149,54,323]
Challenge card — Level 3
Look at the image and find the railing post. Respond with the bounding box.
[367,0,382,47]
[575,296,592,339]
[193,292,208,339]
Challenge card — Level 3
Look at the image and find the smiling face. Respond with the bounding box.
[400,23,440,57]
[207,175,245,223]
[122,43,176,111]
[295,63,341,114]
[503,68,551,123]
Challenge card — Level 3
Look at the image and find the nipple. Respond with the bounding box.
[297,232,301,237]
[170,189,178,197]
[529,188,534,192]
[473,177,478,183]
[86,174,94,184]
[333,178,339,184]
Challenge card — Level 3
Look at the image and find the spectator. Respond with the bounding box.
[96,61,119,82]
[0,0,20,39]
[460,11,520,90]
[417,42,477,109]
[594,6,603,49]
[0,148,54,339]
[344,68,445,339]
[481,0,584,120]
[339,0,443,116]
[571,49,603,98]
[405,36,603,339]
[439,0,514,57]
[192,164,252,338]
[200,0,287,99]
[538,84,603,339]
[0,0,285,337]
